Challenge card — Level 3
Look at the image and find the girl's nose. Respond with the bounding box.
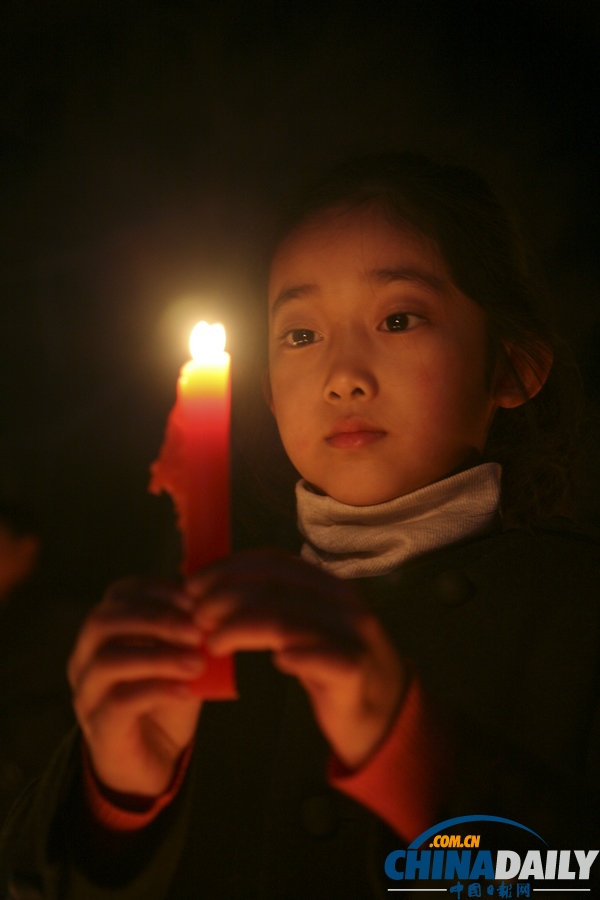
[323,350,378,403]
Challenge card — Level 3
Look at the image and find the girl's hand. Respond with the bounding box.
[67,578,205,796]
[189,550,406,770]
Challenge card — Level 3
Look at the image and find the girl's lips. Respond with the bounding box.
[326,430,387,450]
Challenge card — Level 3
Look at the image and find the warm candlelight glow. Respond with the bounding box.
[150,312,236,699]
[189,321,227,360]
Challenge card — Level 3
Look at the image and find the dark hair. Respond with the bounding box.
[268,153,582,526]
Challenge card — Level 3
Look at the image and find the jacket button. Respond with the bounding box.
[300,793,339,837]
[432,570,474,606]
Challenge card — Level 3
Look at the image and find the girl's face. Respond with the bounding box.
[268,205,500,506]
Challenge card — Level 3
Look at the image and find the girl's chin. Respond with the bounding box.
[316,470,443,506]
[319,484,412,507]
[301,465,433,506]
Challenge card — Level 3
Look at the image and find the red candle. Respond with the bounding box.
[150,321,237,699]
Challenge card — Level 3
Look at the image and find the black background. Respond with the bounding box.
[1,0,598,595]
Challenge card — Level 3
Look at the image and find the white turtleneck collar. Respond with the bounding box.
[296,462,501,579]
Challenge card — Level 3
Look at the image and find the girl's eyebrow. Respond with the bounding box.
[270,284,317,318]
[369,266,446,292]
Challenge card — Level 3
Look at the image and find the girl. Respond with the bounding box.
[1,154,598,899]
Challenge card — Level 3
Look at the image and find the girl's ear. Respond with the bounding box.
[262,369,274,412]
[493,340,553,409]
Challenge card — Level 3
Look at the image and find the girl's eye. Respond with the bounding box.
[380,312,423,333]
[282,329,323,347]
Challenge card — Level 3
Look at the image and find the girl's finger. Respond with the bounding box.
[93,677,197,718]
[273,644,360,682]
[205,611,364,658]
[84,678,196,731]
[272,645,362,682]
[192,591,240,632]
[68,608,202,689]
[73,642,205,715]
[81,678,200,760]
[204,620,303,655]
[102,577,195,616]
[197,583,365,651]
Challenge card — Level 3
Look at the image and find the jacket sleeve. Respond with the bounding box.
[0,728,194,900]
[328,674,448,842]
[332,673,600,853]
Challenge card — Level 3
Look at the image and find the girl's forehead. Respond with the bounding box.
[268,204,451,299]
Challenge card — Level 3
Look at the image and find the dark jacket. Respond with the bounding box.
[1,520,598,899]
[0,586,86,828]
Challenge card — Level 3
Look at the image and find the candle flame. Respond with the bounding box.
[189,321,226,360]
